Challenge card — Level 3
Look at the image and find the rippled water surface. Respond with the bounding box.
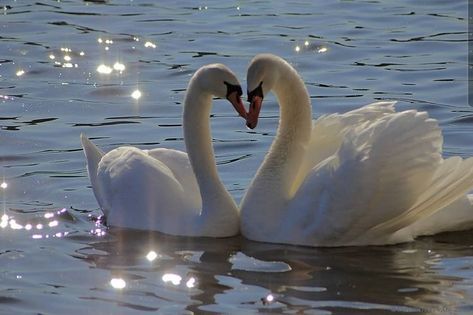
[1,1,472,314]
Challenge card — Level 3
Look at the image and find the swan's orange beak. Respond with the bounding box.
[246,96,262,129]
[227,91,247,119]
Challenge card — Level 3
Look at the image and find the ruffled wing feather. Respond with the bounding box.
[289,103,470,245]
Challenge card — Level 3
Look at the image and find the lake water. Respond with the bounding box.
[1,0,472,314]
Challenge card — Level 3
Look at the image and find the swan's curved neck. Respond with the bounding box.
[182,82,233,213]
[262,61,312,197]
[240,59,311,236]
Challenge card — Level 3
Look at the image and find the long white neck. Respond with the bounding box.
[241,58,312,234]
[267,61,312,195]
[182,81,238,226]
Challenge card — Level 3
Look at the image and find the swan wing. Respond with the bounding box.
[290,108,463,245]
[95,146,200,231]
[293,102,396,194]
[147,148,201,209]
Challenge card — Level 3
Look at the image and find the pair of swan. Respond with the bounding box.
[82,54,473,246]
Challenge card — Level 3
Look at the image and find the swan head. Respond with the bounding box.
[246,54,281,129]
[194,64,247,118]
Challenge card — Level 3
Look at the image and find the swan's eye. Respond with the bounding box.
[224,81,243,97]
[247,81,264,102]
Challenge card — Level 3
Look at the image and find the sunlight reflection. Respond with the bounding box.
[91,228,106,236]
[97,64,113,74]
[186,277,196,288]
[1,182,7,189]
[293,40,328,54]
[0,208,71,240]
[16,70,25,77]
[31,231,68,240]
[44,212,54,219]
[110,278,126,289]
[144,41,156,49]
[113,62,125,73]
[1,214,9,228]
[9,219,23,230]
[131,89,142,100]
[162,273,182,286]
[146,250,158,262]
[48,46,81,69]
[262,293,275,305]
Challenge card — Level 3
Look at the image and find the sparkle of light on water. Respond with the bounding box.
[0,1,472,314]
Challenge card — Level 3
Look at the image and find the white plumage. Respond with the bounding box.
[81,64,243,237]
[241,54,473,246]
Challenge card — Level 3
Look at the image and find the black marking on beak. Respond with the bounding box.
[247,81,264,102]
[224,81,243,98]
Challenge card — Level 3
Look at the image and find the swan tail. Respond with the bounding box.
[80,134,106,209]
[81,133,104,176]
[370,156,473,236]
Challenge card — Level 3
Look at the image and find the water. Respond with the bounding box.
[1,0,472,313]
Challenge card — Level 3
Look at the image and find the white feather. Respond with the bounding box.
[240,54,473,246]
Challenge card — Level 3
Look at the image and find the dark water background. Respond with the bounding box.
[1,1,472,314]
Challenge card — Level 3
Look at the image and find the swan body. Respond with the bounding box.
[241,54,473,246]
[82,64,246,237]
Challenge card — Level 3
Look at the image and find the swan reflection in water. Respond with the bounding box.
[73,228,471,314]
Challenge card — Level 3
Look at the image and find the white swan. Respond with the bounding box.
[241,53,473,246]
[81,64,247,237]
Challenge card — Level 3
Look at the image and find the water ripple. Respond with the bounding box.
[1,1,471,314]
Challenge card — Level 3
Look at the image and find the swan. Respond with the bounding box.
[81,64,247,237]
[241,53,473,246]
